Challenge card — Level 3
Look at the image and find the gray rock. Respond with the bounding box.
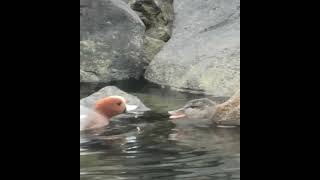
[143,36,165,63]
[125,0,174,63]
[80,86,150,112]
[80,70,99,82]
[80,0,147,82]
[128,0,174,42]
[145,0,240,96]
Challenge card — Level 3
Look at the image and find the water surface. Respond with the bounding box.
[80,80,240,180]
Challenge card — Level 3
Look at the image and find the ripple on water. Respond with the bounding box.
[80,82,239,180]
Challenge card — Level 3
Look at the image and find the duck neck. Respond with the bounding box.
[96,107,118,119]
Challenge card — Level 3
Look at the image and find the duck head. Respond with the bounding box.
[95,96,138,118]
[168,98,217,120]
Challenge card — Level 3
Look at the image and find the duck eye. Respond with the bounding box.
[190,105,198,109]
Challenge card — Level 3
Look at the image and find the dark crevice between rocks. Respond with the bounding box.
[84,70,99,77]
[129,0,173,42]
[127,0,174,64]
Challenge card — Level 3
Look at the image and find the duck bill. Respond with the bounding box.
[168,109,187,119]
[125,104,138,112]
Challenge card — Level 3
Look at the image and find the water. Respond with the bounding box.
[80,80,240,180]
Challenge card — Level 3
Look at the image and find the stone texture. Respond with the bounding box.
[145,0,240,96]
[80,0,147,82]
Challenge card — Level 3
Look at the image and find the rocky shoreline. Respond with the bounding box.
[80,0,240,122]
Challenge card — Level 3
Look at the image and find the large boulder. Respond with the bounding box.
[145,0,240,97]
[80,0,147,82]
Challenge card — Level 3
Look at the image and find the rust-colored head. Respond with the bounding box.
[95,96,127,118]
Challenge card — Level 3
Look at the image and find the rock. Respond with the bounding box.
[80,82,102,99]
[128,0,174,42]
[145,0,240,96]
[80,86,150,112]
[213,90,240,126]
[125,0,174,63]
[80,0,147,83]
[80,70,99,82]
[143,36,165,63]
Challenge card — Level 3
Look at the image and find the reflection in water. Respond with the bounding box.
[80,81,240,180]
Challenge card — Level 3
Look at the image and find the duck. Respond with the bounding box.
[168,98,217,120]
[168,90,240,127]
[80,96,137,131]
